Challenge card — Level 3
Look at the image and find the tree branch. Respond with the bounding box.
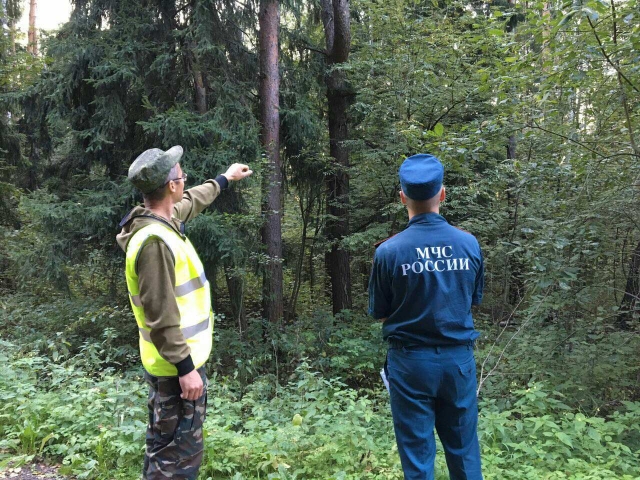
[300,41,327,56]
[586,17,640,94]
[529,122,606,158]
[477,290,548,396]
[429,98,467,129]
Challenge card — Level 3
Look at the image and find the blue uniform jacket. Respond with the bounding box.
[369,212,484,346]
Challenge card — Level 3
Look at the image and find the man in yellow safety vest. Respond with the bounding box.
[116,145,252,479]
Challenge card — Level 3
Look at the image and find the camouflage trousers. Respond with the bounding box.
[143,367,208,480]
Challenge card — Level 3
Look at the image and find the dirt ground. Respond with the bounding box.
[0,462,68,480]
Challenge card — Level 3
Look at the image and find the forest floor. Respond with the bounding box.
[0,461,68,480]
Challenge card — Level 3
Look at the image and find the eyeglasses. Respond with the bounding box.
[166,173,187,184]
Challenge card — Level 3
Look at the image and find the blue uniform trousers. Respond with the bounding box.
[387,343,483,480]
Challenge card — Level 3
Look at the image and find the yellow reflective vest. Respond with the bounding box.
[125,222,213,377]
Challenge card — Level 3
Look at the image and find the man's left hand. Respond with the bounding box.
[179,370,204,401]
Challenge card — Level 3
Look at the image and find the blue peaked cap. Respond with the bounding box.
[399,153,444,201]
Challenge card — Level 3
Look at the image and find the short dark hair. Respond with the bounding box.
[143,184,169,203]
[403,186,443,213]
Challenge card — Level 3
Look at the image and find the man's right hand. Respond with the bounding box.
[179,369,204,401]
[223,163,253,181]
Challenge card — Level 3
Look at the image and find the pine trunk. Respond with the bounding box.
[259,0,283,323]
[322,0,352,315]
[8,18,16,55]
[28,0,37,55]
[189,50,207,115]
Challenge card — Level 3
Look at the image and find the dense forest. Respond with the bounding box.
[0,0,639,478]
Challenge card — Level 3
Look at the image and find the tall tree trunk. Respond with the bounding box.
[188,48,207,115]
[8,18,16,55]
[225,265,247,333]
[28,0,37,55]
[28,138,38,190]
[6,0,20,55]
[259,0,283,323]
[321,0,352,315]
[618,240,640,329]
[308,197,322,306]
[219,188,249,334]
[204,259,219,313]
[288,191,315,321]
[503,136,526,319]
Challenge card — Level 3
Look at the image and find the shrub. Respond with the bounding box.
[1,342,639,480]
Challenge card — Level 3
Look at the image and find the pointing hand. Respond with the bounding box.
[223,163,253,181]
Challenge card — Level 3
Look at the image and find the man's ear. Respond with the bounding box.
[440,187,446,202]
[400,190,407,205]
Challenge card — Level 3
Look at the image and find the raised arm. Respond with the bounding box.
[173,163,253,222]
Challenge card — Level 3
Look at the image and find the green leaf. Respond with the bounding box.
[555,431,574,447]
[553,10,580,35]
[587,427,601,442]
[590,0,610,13]
[433,123,444,136]
[590,1,609,14]
[39,433,55,454]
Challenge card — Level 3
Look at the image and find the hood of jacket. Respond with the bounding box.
[116,206,183,253]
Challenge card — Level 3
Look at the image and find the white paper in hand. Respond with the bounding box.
[380,367,390,394]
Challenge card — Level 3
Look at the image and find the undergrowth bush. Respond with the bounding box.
[480,384,640,479]
[0,340,146,479]
[475,312,640,413]
[0,293,138,370]
[4,290,637,413]
[212,310,385,392]
[1,341,639,479]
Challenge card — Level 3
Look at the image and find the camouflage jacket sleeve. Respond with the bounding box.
[172,176,228,223]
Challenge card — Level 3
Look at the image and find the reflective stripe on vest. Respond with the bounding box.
[129,270,207,307]
[125,222,213,377]
[138,314,211,342]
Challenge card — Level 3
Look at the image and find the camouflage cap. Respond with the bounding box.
[128,146,184,194]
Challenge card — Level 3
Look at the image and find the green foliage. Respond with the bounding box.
[476,306,640,411]
[0,1,46,229]
[0,341,146,479]
[210,310,386,391]
[0,293,137,369]
[480,384,640,479]
[1,0,640,476]
[4,182,134,294]
[0,343,638,479]
[200,365,400,479]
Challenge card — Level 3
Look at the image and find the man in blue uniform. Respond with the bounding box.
[369,153,484,480]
